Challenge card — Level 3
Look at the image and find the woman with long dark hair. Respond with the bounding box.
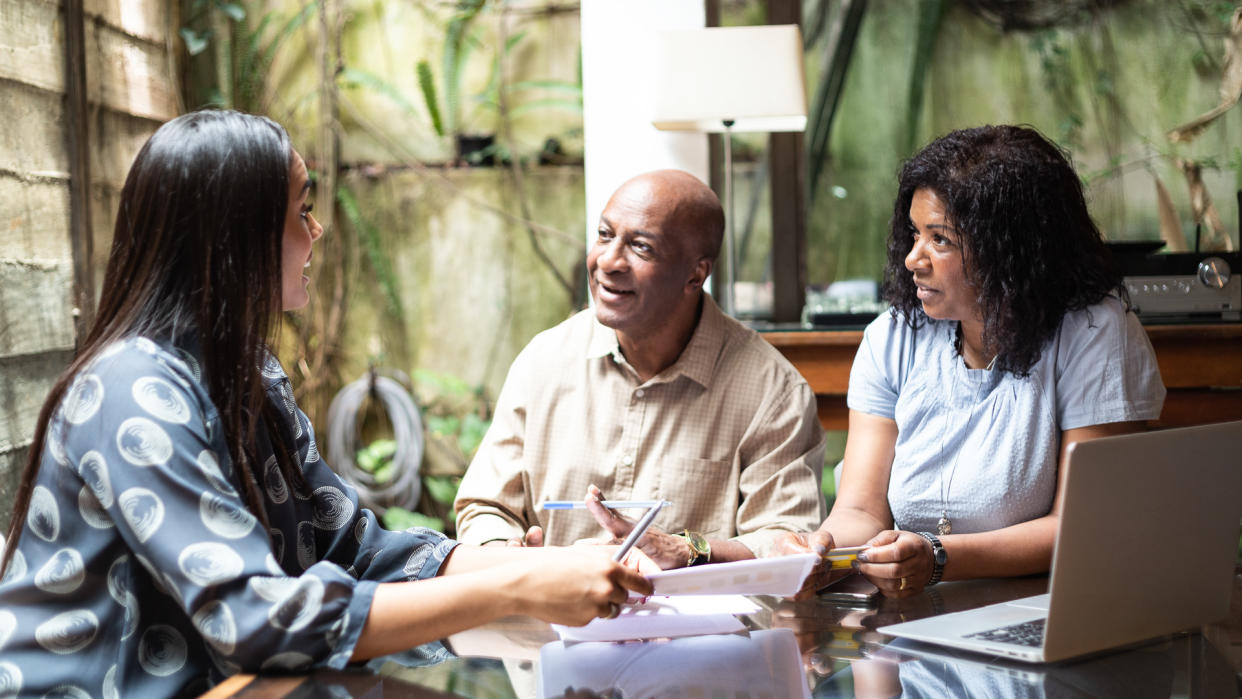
[0,110,651,696]
[783,125,1164,597]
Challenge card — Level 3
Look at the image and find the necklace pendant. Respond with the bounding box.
[937,516,952,536]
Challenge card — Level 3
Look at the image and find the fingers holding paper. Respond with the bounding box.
[776,529,853,600]
[514,548,654,627]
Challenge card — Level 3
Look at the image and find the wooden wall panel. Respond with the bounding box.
[0,1,66,94]
[86,17,177,122]
[0,176,73,260]
[85,0,171,45]
[0,261,76,359]
[0,83,70,175]
[0,0,173,520]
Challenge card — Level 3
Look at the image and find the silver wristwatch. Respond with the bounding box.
[916,531,947,586]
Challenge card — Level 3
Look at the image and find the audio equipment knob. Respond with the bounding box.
[1198,257,1231,289]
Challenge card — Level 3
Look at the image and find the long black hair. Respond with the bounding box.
[3,110,306,573]
[881,125,1124,376]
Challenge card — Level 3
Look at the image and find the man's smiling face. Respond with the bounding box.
[588,176,705,340]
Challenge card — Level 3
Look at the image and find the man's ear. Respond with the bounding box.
[687,257,712,289]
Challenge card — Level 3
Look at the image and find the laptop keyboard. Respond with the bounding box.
[965,618,1046,647]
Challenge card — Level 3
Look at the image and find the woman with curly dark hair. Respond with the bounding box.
[783,125,1164,598]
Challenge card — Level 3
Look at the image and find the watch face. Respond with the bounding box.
[933,548,948,565]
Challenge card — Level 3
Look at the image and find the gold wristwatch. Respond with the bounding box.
[679,530,711,567]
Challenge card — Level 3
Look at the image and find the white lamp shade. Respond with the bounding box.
[651,24,807,133]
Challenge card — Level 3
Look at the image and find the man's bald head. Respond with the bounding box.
[608,170,724,262]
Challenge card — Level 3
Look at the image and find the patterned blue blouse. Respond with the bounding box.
[0,337,457,696]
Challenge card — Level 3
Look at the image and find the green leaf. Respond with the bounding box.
[218,2,246,22]
[457,413,490,457]
[381,507,444,532]
[373,462,394,484]
[356,449,379,473]
[424,476,460,505]
[413,369,472,397]
[504,30,527,54]
[508,80,581,95]
[370,439,398,460]
[416,60,445,136]
[427,415,461,437]
[508,99,584,118]
[180,28,210,56]
[336,185,404,319]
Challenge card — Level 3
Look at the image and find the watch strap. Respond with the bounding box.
[916,531,946,586]
[678,530,711,567]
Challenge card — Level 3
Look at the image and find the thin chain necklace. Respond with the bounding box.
[938,324,996,535]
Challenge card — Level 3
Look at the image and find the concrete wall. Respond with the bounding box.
[0,0,176,523]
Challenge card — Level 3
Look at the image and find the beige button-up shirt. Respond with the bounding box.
[454,295,826,557]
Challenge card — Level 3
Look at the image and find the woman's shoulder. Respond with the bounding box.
[64,336,209,421]
[86,336,204,383]
[860,309,952,353]
[1055,295,1139,342]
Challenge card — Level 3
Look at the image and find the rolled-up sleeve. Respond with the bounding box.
[732,377,827,557]
[453,347,535,545]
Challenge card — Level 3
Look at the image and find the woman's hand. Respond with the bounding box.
[774,529,852,600]
[508,547,654,627]
[856,530,934,598]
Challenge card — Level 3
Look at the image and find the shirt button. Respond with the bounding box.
[635,389,645,398]
[621,453,634,466]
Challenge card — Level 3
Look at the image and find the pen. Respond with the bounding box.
[612,500,666,562]
[541,500,667,510]
[823,545,868,570]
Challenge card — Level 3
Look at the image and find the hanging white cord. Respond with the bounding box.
[325,370,424,512]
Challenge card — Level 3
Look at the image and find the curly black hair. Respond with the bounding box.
[881,125,1125,376]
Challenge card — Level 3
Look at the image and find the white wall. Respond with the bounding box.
[580,0,709,248]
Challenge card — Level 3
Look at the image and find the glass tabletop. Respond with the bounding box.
[210,571,1242,698]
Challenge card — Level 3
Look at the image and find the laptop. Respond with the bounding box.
[878,420,1242,663]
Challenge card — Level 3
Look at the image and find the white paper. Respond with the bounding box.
[647,553,817,596]
[537,628,811,699]
[445,615,557,661]
[554,612,743,642]
[635,593,761,615]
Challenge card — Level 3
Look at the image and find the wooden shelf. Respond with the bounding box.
[763,323,1242,431]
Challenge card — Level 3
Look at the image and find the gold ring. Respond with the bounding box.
[899,576,908,590]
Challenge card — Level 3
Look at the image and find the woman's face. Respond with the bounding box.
[904,188,976,323]
[282,150,323,311]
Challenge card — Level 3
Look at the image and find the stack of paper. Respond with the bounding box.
[551,553,817,643]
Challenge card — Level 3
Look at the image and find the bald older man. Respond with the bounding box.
[454,170,825,569]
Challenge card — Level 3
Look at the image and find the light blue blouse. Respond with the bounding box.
[0,337,456,696]
[847,297,1165,534]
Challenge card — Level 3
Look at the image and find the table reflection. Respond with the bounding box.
[803,633,1237,699]
[536,628,808,699]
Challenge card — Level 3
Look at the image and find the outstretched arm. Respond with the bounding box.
[351,545,653,660]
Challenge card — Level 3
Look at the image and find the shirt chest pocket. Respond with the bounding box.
[659,456,735,539]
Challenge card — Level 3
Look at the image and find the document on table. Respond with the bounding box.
[550,554,817,642]
[552,594,758,642]
[647,553,818,597]
[538,628,811,699]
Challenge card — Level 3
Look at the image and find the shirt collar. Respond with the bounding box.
[584,293,726,389]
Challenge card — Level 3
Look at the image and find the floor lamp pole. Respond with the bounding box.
[722,119,736,317]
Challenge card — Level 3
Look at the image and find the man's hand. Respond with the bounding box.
[582,485,693,569]
[505,525,544,547]
[774,528,852,600]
